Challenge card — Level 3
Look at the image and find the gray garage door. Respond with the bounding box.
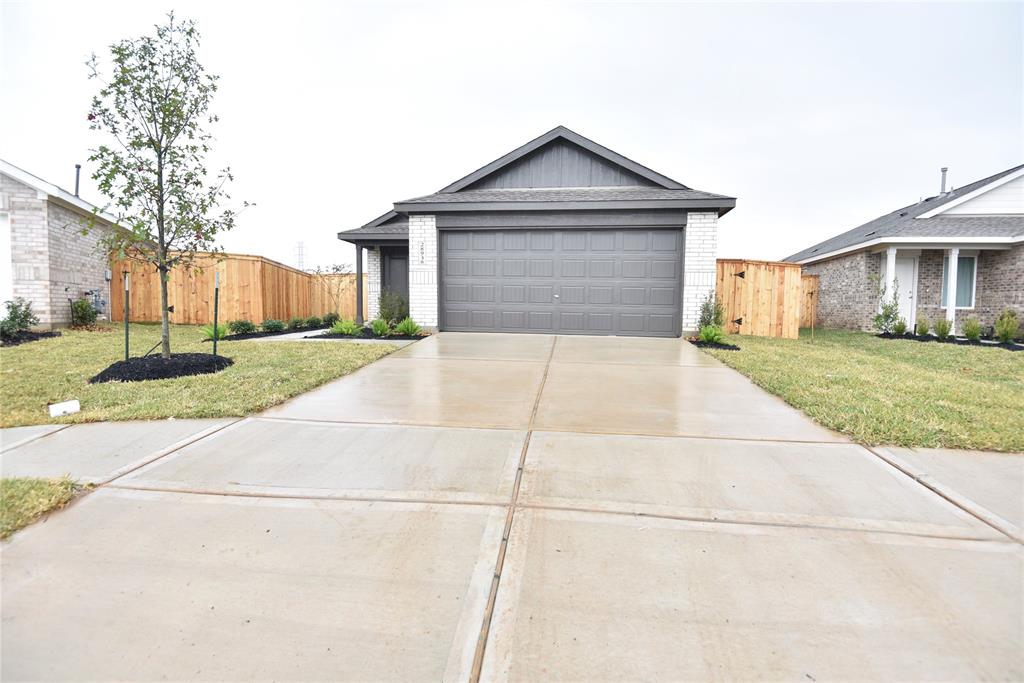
[440,229,682,337]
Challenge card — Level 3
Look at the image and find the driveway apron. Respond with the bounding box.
[2,333,1020,681]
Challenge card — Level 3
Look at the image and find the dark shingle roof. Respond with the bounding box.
[396,186,732,204]
[786,165,1024,262]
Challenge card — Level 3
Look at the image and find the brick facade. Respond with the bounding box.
[801,251,881,331]
[681,211,718,332]
[407,214,438,328]
[1,172,112,328]
[366,247,381,320]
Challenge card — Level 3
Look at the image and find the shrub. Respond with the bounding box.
[893,319,907,336]
[331,319,362,335]
[0,298,39,340]
[261,319,285,332]
[305,316,323,329]
[286,317,305,331]
[394,317,422,336]
[698,325,725,344]
[697,291,725,329]
[933,317,952,340]
[962,317,982,342]
[915,316,930,336]
[379,290,409,323]
[371,318,391,337]
[228,319,257,335]
[872,284,900,334]
[323,312,340,326]
[70,298,98,327]
[201,322,228,341]
[994,309,1020,344]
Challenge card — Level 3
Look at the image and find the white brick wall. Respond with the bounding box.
[366,247,381,320]
[682,211,718,331]
[408,214,438,328]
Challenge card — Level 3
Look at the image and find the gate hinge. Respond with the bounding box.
[734,270,745,279]
[732,317,743,326]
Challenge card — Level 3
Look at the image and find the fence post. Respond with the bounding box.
[123,271,130,362]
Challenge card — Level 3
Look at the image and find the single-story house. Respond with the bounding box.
[786,164,1024,332]
[338,126,736,337]
[1,160,117,328]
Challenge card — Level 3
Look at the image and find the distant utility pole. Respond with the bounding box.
[294,241,305,270]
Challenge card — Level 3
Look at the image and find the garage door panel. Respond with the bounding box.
[440,229,682,337]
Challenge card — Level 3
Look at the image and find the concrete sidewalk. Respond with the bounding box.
[2,333,1021,681]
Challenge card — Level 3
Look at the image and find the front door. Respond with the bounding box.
[881,256,918,327]
[381,247,409,301]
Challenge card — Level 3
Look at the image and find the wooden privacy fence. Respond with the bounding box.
[110,252,367,325]
[800,274,819,329]
[715,259,803,339]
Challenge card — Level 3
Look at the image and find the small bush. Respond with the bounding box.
[994,309,1020,344]
[697,291,725,329]
[323,312,340,326]
[933,318,952,340]
[286,317,305,331]
[698,325,725,344]
[394,317,422,336]
[70,298,98,327]
[371,318,391,337]
[201,323,228,341]
[331,319,362,336]
[305,316,323,329]
[872,284,900,334]
[228,319,257,335]
[261,319,285,332]
[962,317,981,342]
[379,290,409,324]
[893,319,907,336]
[0,298,39,340]
[915,316,930,336]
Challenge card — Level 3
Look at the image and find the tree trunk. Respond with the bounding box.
[158,262,171,359]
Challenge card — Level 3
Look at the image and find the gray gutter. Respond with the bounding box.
[393,198,736,214]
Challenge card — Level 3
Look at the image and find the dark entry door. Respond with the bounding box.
[382,247,409,299]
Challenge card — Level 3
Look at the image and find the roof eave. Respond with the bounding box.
[792,235,1021,265]
[336,230,409,245]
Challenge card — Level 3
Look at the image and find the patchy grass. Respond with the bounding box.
[702,329,1024,452]
[0,323,396,427]
[1,477,79,539]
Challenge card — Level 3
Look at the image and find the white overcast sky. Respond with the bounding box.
[2,1,1021,270]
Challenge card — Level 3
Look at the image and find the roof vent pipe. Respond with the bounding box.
[940,167,948,194]
[74,164,81,197]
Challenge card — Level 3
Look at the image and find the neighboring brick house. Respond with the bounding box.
[1,160,117,328]
[787,165,1024,333]
[338,126,735,337]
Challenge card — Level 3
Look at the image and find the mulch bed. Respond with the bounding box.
[90,353,234,383]
[875,333,1023,351]
[311,330,426,341]
[216,325,329,341]
[688,339,741,351]
[0,331,61,347]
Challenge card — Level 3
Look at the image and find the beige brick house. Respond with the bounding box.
[787,165,1024,333]
[1,160,117,328]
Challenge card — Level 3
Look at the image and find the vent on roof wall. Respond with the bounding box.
[864,231,876,237]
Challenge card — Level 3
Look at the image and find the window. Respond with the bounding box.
[941,255,977,309]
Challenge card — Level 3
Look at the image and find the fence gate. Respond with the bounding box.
[715,259,803,339]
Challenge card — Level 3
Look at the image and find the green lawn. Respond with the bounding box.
[702,329,1024,452]
[1,477,80,539]
[0,323,396,427]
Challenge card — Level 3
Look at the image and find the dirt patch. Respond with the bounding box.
[0,331,61,347]
[217,326,328,341]
[90,353,234,383]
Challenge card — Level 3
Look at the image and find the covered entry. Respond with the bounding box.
[440,229,683,337]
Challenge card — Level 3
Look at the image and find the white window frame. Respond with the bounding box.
[940,254,978,310]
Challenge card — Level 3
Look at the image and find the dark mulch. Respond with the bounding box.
[311,330,426,341]
[90,353,234,383]
[875,333,1023,351]
[214,325,329,341]
[688,339,741,351]
[0,331,61,347]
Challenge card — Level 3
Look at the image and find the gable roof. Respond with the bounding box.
[785,163,1024,264]
[0,158,120,226]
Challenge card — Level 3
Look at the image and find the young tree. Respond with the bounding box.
[86,13,244,358]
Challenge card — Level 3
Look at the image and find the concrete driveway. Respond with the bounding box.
[2,333,1021,681]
